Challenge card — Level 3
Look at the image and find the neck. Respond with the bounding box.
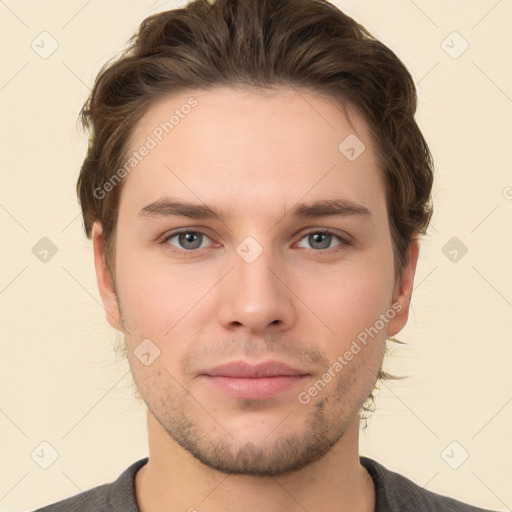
[135,411,375,512]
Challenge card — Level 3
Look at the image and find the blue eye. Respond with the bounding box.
[298,231,346,251]
[163,231,212,252]
[160,229,351,256]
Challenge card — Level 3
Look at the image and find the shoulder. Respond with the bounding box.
[360,456,496,512]
[32,484,111,512]
[32,458,148,512]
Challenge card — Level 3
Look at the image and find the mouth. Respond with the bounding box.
[200,361,311,400]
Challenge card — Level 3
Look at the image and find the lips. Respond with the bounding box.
[204,361,308,378]
[200,361,310,400]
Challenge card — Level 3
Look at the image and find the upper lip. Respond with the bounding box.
[203,361,309,378]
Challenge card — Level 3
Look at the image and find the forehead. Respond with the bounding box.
[119,86,386,221]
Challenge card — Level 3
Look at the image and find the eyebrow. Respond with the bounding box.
[137,197,372,221]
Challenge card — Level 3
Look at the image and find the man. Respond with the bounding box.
[35,0,494,510]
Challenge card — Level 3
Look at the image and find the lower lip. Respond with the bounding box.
[203,375,309,399]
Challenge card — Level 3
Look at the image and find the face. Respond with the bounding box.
[94,86,417,476]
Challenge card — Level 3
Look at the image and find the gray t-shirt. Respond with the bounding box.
[33,456,495,511]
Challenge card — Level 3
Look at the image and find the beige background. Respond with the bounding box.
[1,0,511,510]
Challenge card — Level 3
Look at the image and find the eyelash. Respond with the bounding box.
[159,228,352,257]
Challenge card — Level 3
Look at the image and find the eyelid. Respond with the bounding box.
[160,228,216,253]
[296,228,351,247]
[160,227,352,254]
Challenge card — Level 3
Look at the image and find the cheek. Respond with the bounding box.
[116,247,204,334]
[301,260,394,342]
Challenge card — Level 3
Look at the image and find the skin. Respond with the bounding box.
[92,86,419,512]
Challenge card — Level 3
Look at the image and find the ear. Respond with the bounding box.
[91,222,122,331]
[386,237,420,337]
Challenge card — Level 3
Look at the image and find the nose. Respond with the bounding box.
[217,243,296,335]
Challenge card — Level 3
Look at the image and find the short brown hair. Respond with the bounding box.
[76,0,434,418]
[77,0,433,279]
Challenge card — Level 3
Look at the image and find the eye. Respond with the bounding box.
[160,228,351,256]
[162,230,213,253]
[296,230,350,252]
